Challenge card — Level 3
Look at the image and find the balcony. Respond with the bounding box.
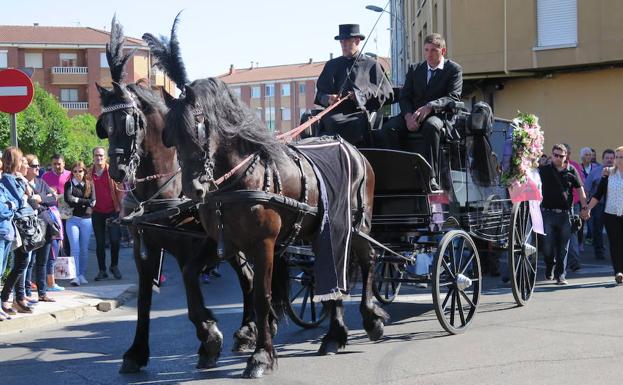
[61,101,88,110]
[50,66,88,85]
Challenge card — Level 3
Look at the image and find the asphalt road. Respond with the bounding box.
[1,255,622,385]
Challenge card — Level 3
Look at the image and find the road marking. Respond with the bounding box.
[0,86,27,96]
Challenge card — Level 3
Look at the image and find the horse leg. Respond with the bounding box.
[181,243,223,369]
[354,236,389,341]
[229,251,257,352]
[120,230,153,373]
[242,241,279,379]
[318,299,348,355]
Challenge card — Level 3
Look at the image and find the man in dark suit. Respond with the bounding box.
[380,33,462,191]
[314,24,393,146]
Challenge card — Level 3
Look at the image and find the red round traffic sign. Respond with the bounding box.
[0,69,34,114]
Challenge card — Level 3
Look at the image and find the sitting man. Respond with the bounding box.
[380,33,462,191]
[314,23,393,147]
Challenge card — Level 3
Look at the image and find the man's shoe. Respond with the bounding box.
[109,266,122,280]
[569,264,581,272]
[557,278,568,285]
[615,273,623,284]
[94,271,108,281]
[429,178,442,192]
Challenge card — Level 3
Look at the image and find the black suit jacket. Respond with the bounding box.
[399,59,462,115]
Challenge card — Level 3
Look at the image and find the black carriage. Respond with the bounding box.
[286,103,539,333]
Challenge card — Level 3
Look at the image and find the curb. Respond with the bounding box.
[0,284,138,335]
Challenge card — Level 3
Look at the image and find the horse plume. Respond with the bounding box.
[142,12,189,92]
[106,15,136,84]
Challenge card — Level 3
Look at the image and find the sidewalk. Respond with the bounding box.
[0,237,138,335]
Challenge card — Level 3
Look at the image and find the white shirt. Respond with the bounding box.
[427,58,446,83]
[604,169,623,216]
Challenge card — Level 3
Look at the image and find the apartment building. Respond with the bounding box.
[218,56,390,133]
[0,24,175,117]
[398,0,623,154]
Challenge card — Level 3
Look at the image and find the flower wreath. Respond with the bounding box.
[500,111,544,187]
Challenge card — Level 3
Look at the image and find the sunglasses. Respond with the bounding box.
[29,164,40,169]
[552,153,566,159]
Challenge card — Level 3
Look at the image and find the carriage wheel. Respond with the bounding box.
[372,250,403,305]
[432,230,481,334]
[286,267,327,328]
[508,201,539,306]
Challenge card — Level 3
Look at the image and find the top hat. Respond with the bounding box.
[334,24,366,40]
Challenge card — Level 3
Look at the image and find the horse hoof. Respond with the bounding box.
[197,355,218,369]
[318,340,340,356]
[366,319,384,342]
[119,359,142,373]
[242,365,265,379]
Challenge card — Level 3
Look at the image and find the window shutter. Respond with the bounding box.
[537,0,577,47]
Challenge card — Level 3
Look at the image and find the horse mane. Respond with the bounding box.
[106,16,136,84]
[183,78,285,161]
[127,81,167,115]
[142,12,188,92]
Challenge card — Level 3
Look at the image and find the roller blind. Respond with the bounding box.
[537,0,577,47]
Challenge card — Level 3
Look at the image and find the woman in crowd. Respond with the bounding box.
[0,147,37,314]
[64,161,95,286]
[0,153,17,321]
[23,154,59,302]
[587,146,623,284]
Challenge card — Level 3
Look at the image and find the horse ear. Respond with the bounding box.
[162,90,176,107]
[184,85,196,107]
[96,83,111,97]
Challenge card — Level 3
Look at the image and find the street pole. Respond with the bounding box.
[9,113,18,147]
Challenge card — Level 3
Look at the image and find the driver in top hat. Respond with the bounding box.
[314,24,393,147]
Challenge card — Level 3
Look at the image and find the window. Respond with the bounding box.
[298,83,306,94]
[25,52,42,68]
[254,107,262,119]
[251,86,260,98]
[265,84,275,97]
[100,52,109,68]
[231,87,241,98]
[280,84,290,96]
[537,0,577,48]
[281,107,291,121]
[60,88,78,102]
[0,50,7,68]
[59,53,77,67]
[265,107,275,131]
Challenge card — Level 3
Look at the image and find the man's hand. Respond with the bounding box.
[327,94,339,105]
[415,104,433,124]
[404,112,419,132]
[580,209,590,221]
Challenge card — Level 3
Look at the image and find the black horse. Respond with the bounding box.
[95,17,258,373]
[143,17,388,378]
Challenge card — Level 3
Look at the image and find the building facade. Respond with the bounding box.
[401,0,623,155]
[0,24,175,117]
[218,57,390,133]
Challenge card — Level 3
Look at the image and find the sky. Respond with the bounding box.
[3,0,391,79]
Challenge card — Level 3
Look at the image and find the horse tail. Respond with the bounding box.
[270,254,289,321]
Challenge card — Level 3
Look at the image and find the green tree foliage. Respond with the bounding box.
[0,83,105,168]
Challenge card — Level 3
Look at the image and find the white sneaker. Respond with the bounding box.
[79,275,88,284]
[70,278,80,286]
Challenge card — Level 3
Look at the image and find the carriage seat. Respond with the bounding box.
[359,148,434,194]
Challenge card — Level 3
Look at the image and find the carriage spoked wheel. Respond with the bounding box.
[508,201,539,306]
[432,230,482,334]
[286,266,327,328]
[372,250,404,305]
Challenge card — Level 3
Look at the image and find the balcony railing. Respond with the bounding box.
[51,66,88,74]
[61,102,88,110]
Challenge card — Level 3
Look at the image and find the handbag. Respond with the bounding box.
[570,213,583,234]
[14,213,47,252]
[54,255,77,280]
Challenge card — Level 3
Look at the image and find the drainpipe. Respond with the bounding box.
[504,0,509,75]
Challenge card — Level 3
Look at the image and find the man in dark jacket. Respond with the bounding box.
[380,33,462,191]
[314,24,393,146]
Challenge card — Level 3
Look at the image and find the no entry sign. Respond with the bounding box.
[0,69,34,114]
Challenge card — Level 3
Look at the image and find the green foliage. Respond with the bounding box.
[0,83,105,168]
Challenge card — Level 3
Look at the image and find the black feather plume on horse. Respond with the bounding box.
[106,15,136,84]
[142,11,188,91]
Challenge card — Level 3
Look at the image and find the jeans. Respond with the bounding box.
[24,241,51,297]
[1,248,30,302]
[603,213,623,275]
[0,239,11,279]
[66,216,93,277]
[47,239,60,275]
[591,202,606,259]
[92,211,120,272]
[542,210,572,280]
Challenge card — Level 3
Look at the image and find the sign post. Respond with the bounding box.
[0,69,35,147]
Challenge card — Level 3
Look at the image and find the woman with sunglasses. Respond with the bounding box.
[23,154,60,302]
[64,161,95,286]
[586,146,623,284]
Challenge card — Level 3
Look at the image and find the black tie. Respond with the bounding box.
[428,68,438,84]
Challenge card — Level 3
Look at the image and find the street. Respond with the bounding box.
[1,255,622,385]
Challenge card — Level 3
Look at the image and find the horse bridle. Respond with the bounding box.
[101,96,146,188]
[189,107,218,190]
